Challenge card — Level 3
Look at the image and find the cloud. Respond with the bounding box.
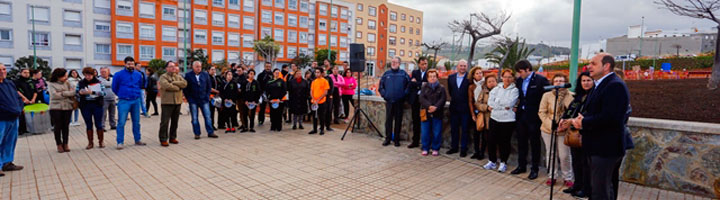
[390,0,717,47]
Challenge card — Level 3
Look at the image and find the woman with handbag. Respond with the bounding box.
[538,73,575,187]
[483,69,519,173]
[468,67,487,160]
[48,68,76,153]
[559,72,594,198]
[472,73,497,160]
[418,69,446,156]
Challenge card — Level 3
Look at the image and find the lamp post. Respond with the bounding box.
[569,0,582,91]
[183,0,189,73]
[31,5,37,69]
[328,0,333,64]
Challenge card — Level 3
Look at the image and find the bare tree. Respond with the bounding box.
[671,44,682,56]
[449,12,510,67]
[656,0,720,89]
[423,41,447,68]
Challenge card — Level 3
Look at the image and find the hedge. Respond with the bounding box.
[541,56,714,71]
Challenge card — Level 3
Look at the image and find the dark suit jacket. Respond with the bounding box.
[407,69,429,105]
[447,73,470,115]
[183,71,213,104]
[581,73,630,157]
[515,72,550,123]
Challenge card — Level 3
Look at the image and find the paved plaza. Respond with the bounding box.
[0,110,711,200]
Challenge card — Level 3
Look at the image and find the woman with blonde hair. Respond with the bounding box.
[538,73,575,186]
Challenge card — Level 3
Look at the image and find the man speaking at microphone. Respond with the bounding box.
[560,53,630,200]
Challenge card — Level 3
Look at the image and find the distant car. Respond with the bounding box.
[615,54,636,61]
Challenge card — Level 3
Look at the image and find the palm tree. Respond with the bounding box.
[484,36,535,69]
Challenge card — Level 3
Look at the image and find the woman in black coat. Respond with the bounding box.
[241,70,261,133]
[218,71,240,133]
[287,70,309,130]
[266,69,287,131]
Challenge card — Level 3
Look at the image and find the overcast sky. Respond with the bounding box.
[391,0,717,47]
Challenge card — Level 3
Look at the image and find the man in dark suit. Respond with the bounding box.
[561,53,629,200]
[447,59,471,157]
[510,60,550,180]
[183,61,219,139]
[406,57,429,149]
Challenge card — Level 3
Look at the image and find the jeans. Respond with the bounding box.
[189,102,214,136]
[50,110,72,145]
[72,109,80,123]
[449,112,470,151]
[117,98,142,144]
[140,90,148,116]
[384,101,404,143]
[421,117,442,151]
[102,99,116,128]
[158,104,181,142]
[0,119,19,166]
[80,103,104,131]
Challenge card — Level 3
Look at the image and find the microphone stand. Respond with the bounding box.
[548,87,561,200]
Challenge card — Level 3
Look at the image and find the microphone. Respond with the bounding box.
[544,83,572,91]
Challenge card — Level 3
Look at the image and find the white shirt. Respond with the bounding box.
[195,74,200,83]
[594,72,614,86]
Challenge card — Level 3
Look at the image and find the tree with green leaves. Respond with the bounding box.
[147,59,167,77]
[444,61,454,71]
[291,54,314,69]
[180,49,211,71]
[10,56,50,79]
[314,49,337,65]
[253,36,281,66]
[484,36,535,69]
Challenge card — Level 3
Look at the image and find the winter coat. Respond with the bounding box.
[158,73,187,105]
[76,77,105,106]
[48,81,75,110]
[419,82,447,118]
[472,84,492,130]
[287,78,310,115]
[341,76,357,96]
[539,89,575,135]
[488,83,519,122]
[378,68,410,103]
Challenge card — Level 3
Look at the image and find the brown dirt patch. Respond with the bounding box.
[627,79,720,123]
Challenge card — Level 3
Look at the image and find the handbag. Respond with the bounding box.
[71,97,79,110]
[564,128,582,148]
[475,112,485,131]
[420,109,428,122]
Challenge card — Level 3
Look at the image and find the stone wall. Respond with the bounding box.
[354,96,720,198]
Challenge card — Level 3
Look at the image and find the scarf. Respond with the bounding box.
[429,81,439,89]
[473,80,483,101]
[296,77,302,83]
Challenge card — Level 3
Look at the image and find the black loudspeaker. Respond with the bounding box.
[349,43,365,72]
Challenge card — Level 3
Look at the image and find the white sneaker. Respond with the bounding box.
[498,162,507,173]
[70,122,80,126]
[116,143,124,150]
[483,161,497,170]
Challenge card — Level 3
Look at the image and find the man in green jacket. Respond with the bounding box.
[157,61,187,147]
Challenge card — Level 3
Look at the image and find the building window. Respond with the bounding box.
[244,0,254,12]
[229,0,240,9]
[162,26,176,42]
[116,22,133,39]
[356,31,362,39]
[228,51,239,62]
[228,14,240,28]
[408,39,413,47]
[331,6,338,18]
[275,0,284,8]
[212,12,224,26]
[409,27,413,35]
[212,32,224,45]
[388,49,395,58]
[288,30,297,43]
[389,36,396,45]
[228,33,240,46]
[319,4,327,16]
[244,16,254,30]
[95,43,110,54]
[299,32,307,44]
[357,4,363,11]
[341,23,348,34]
[274,12,284,25]
[243,52,254,62]
[299,16,308,28]
[194,9,207,25]
[340,36,347,47]
[243,34,253,47]
[356,18,362,25]
[368,6,376,16]
[368,20,376,30]
[390,11,397,21]
[274,29,284,41]
[262,10,272,24]
[389,24,396,33]
[212,0,224,7]
[400,38,404,45]
[64,34,82,51]
[416,40,420,46]
[288,0,297,10]
[318,34,326,45]
[300,1,309,12]
[162,6,177,21]
[416,29,420,35]
[276,46,283,58]
[65,58,82,69]
[194,29,207,44]
[416,17,421,23]
[262,0,272,6]
[401,14,406,21]
[331,21,337,32]
[94,0,111,10]
[139,24,155,40]
[162,47,176,58]
[367,33,375,42]
[63,10,82,27]
[0,29,12,41]
[410,16,414,22]
[287,46,297,58]
[116,0,132,16]
[408,51,413,57]
[318,19,327,30]
[28,6,50,24]
[330,35,337,46]
[341,8,348,19]
[399,50,404,56]
[139,46,155,61]
[400,26,405,33]
[117,44,133,59]
[367,47,375,56]
[139,2,155,18]
[261,27,271,38]
[288,14,297,27]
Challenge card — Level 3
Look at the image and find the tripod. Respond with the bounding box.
[341,72,383,140]
[548,87,562,200]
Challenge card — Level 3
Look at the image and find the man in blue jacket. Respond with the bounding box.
[511,60,550,180]
[112,57,148,149]
[0,64,24,176]
[561,53,630,200]
[184,61,218,139]
[379,57,409,147]
[447,59,471,157]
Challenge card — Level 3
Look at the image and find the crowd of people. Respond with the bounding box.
[377,53,631,200]
[0,53,630,200]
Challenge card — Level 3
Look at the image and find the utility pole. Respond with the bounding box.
[328,0,333,64]
[569,0,581,91]
[183,1,189,73]
[31,5,37,69]
[638,16,645,58]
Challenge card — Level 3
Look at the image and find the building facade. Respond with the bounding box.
[606,27,717,58]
